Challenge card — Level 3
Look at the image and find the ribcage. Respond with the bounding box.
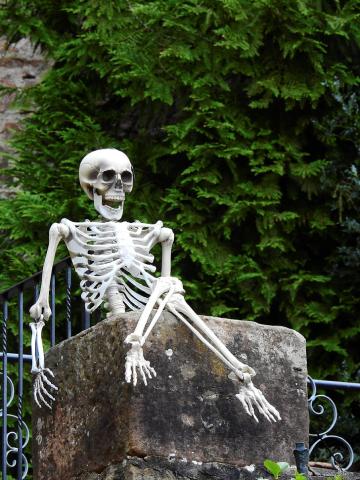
[61,219,162,313]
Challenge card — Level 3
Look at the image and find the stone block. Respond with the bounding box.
[69,457,360,480]
[32,312,308,480]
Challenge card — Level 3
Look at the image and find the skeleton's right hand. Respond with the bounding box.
[29,299,52,321]
[30,320,58,409]
[33,368,58,409]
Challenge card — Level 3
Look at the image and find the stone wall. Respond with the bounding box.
[32,312,309,480]
[0,37,49,197]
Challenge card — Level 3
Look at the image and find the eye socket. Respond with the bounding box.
[121,170,133,183]
[87,169,99,181]
[101,169,116,182]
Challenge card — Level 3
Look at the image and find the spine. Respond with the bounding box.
[106,281,126,315]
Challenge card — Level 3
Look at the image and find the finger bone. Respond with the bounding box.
[40,371,58,390]
[34,390,42,409]
[39,382,56,402]
[139,364,148,386]
[37,387,52,409]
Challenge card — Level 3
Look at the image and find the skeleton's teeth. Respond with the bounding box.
[104,195,125,201]
[103,193,124,210]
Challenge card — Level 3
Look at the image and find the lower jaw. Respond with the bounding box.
[101,203,124,220]
[93,191,124,220]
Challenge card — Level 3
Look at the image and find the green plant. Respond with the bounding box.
[264,460,290,480]
[293,473,306,480]
[332,475,344,480]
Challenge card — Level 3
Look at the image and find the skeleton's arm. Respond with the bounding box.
[126,225,175,343]
[158,226,174,277]
[29,222,70,408]
[126,225,280,422]
[30,222,70,320]
[124,225,177,385]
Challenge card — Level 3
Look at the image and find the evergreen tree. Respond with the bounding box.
[0,0,359,455]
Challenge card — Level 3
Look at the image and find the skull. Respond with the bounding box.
[79,148,134,220]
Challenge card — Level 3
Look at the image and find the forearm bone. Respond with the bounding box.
[125,277,180,346]
[125,226,175,345]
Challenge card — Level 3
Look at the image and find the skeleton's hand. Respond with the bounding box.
[30,320,58,409]
[32,368,58,409]
[234,374,281,423]
[30,299,52,321]
[125,340,156,386]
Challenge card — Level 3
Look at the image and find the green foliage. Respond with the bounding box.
[0,0,359,454]
[294,473,307,480]
[263,460,290,479]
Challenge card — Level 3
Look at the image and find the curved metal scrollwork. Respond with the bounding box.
[0,372,30,479]
[308,376,354,471]
[0,373,14,414]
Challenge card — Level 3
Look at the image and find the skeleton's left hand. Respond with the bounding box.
[235,374,281,423]
[125,340,156,386]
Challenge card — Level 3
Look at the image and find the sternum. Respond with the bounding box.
[114,223,136,266]
[105,223,133,315]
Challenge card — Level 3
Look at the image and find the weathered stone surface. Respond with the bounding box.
[32,312,308,480]
[310,466,360,480]
[70,457,360,480]
[72,456,295,480]
[0,37,50,197]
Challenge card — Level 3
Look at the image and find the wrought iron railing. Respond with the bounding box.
[1,259,359,478]
[308,377,359,471]
[0,257,95,479]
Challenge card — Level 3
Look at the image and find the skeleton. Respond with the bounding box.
[29,148,281,423]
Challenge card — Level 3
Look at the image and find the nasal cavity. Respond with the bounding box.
[114,175,123,189]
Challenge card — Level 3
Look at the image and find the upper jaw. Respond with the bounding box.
[104,190,125,200]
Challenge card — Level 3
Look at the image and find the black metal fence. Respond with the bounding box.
[0,258,95,479]
[1,259,359,479]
